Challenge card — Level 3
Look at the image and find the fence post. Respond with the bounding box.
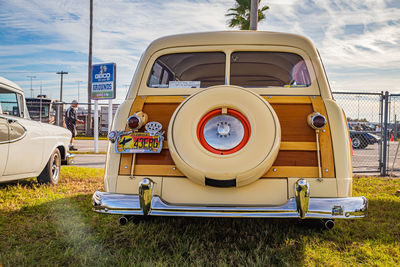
[381,91,389,176]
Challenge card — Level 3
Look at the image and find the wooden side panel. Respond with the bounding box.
[142,103,180,140]
[310,97,335,178]
[273,151,318,166]
[120,95,335,178]
[271,104,315,142]
[135,150,317,167]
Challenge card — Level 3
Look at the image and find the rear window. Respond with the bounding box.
[147,52,226,88]
[230,52,311,88]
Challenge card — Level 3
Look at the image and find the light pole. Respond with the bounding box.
[27,75,36,97]
[76,80,82,103]
[56,71,68,102]
[87,0,93,136]
[250,0,258,30]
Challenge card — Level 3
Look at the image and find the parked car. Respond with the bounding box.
[0,76,73,184]
[92,31,367,228]
[350,130,380,149]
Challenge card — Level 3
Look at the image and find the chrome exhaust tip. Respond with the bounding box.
[119,216,129,226]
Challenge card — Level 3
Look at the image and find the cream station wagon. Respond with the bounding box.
[0,77,73,184]
[93,31,367,228]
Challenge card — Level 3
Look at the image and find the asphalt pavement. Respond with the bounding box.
[69,139,107,168]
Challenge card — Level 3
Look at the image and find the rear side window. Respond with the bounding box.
[0,90,21,117]
[230,52,311,88]
[147,52,226,88]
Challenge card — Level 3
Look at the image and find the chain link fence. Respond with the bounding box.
[333,92,385,174]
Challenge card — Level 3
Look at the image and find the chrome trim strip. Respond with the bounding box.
[8,130,27,143]
[92,191,367,219]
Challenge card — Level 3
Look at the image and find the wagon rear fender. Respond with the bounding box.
[324,99,352,197]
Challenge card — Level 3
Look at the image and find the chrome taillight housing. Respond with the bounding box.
[127,111,148,131]
[307,112,327,129]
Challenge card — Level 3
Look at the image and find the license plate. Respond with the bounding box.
[115,132,164,153]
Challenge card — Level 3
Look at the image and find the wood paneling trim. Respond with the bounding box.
[145,96,186,103]
[145,95,313,104]
[133,165,319,178]
[160,141,316,151]
[263,96,312,104]
[310,97,335,178]
[118,97,147,175]
[262,166,319,177]
[280,142,316,151]
[134,165,184,176]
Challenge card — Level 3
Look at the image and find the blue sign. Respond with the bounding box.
[91,63,116,99]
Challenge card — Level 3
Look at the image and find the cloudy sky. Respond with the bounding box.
[0,0,399,103]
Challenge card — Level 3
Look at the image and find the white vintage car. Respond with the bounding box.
[93,31,367,229]
[0,76,73,184]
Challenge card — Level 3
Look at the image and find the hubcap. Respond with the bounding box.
[203,115,244,150]
[352,138,360,147]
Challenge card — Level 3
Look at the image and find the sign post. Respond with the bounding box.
[91,63,116,152]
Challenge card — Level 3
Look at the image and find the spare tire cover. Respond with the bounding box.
[168,85,281,187]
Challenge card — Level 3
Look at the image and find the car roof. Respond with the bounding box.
[145,31,317,55]
[0,76,24,94]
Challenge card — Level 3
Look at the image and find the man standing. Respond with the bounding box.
[65,100,84,151]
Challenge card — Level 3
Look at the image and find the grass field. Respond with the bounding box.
[0,168,399,266]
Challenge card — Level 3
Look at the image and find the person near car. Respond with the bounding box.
[65,100,84,151]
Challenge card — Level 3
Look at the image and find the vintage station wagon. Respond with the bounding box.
[93,31,367,228]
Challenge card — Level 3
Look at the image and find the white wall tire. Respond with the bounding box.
[168,85,281,187]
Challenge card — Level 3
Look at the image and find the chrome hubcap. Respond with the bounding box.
[203,115,244,150]
[352,138,360,147]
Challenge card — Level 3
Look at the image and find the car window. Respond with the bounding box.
[147,52,226,88]
[0,91,21,117]
[230,52,311,88]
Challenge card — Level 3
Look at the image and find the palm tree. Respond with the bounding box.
[226,0,269,30]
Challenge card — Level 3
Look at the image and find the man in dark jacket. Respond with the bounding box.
[65,100,83,151]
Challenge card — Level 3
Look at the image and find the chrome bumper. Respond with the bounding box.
[62,153,75,165]
[92,179,368,219]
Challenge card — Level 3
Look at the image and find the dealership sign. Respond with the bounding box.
[91,63,116,100]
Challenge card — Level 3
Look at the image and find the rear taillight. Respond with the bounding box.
[127,111,148,130]
[307,112,327,129]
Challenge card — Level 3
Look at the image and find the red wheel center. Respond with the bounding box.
[197,109,251,155]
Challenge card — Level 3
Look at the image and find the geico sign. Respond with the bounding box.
[95,73,111,79]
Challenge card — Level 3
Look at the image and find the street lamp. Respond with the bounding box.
[56,71,68,102]
[27,75,36,98]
